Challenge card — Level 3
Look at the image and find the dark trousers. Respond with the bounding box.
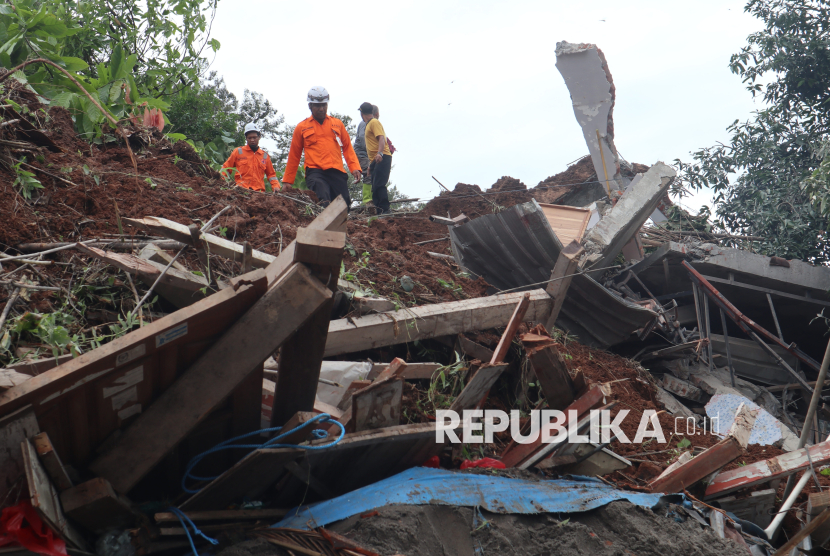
[368,154,392,214]
[305,168,351,210]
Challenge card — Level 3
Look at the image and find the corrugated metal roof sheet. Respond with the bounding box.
[450,200,656,347]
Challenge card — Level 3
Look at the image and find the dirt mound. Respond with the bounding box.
[423,180,533,221]
[490,175,527,191]
[328,502,747,556]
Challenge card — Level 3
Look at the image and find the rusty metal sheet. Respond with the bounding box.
[449,200,656,347]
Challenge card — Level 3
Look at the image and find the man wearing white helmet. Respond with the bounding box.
[282,87,362,208]
[221,122,280,192]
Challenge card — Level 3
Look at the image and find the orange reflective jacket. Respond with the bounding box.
[221,145,279,192]
[282,115,360,185]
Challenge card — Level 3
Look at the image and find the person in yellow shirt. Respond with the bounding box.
[362,103,392,214]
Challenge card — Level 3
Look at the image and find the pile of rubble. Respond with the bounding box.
[2,42,830,556]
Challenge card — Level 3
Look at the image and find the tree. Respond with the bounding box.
[678,0,830,263]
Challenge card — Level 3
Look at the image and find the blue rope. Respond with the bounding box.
[182,413,345,493]
[168,507,218,556]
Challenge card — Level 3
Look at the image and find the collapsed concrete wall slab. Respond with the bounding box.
[555,41,621,194]
[582,162,676,272]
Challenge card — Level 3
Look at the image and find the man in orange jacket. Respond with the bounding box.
[221,122,280,192]
[282,87,361,208]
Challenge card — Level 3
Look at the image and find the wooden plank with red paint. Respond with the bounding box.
[490,293,531,365]
[650,404,758,493]
[705,437,830,499]
[500,385,605,468]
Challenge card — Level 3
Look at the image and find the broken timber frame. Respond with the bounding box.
[648,404,758,493]
[270,198,348,426]
[704,437,830,499]
[324,289,552,357]
[544,240,584,331]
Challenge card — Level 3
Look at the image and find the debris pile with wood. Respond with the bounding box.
[3,43,830,556]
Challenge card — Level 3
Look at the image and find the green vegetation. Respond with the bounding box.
[678,0,830,263]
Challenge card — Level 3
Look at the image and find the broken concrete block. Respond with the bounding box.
[654,386,697,420]
[555,41,621,193]
[582,162,676,272]
[661,374,705,402]
[705,393,799,451]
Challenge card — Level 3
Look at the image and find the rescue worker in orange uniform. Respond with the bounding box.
[221,122,280,192]
[282,87,361,208]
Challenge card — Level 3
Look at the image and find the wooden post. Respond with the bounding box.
[649,404,758,493]
[491,293,531,364]
[31,432,73,491]
[527,346,575,411]
[270,224,347,428]
[544,240,584,332]
[242,241,252,273]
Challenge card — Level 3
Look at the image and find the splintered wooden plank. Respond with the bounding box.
[124,217,277,269]
[500,385,605,468]
[31,432,72,491]
[21,439,86,549]
[90,264,332,494]
[1,405,39,503]
[491,293,531,364]
[372,358,407,382]
[325,289,552,357]
[545,240,585,331]
[705,437,830,499]
[449,364,509,412]
[269,200,348,426]
[650,404,758,494]
[264,197,348,286]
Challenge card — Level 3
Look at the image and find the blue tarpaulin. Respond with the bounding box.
[275,467,668,529]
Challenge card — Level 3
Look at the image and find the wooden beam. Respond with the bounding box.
[124,217,277,269]
[526,345,575,411]
[60,478,136,533]
[0,405,39,504]
[704,432,830,500]
[31,432,72,491]
[650,404,758,493]
[449,363,509,412]
[491,293,531,364]
[807,491,830,547]
[179,423,436,511]
[278,411,318,445]
[325,289,552,357]
[544,240,585,332]
[21,439,87,549]
[89,264,332,494]
[294,228,347,268]
[456,336,494,363]
[372,358,407,382]
[773,508,830,556]
[500,386,605,468]
[264,197,348,287]
[77,244,208,294]
[270,202,347,427]
[368,362,442,381]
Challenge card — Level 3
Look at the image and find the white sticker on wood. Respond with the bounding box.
[102,366,144,398]
[115,344,147,367]
[156,322,188,348]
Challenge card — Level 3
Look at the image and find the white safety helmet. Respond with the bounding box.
[244,122,260,136]
[307,86,330,104]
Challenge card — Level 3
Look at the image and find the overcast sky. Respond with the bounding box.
[208,0,764,212]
